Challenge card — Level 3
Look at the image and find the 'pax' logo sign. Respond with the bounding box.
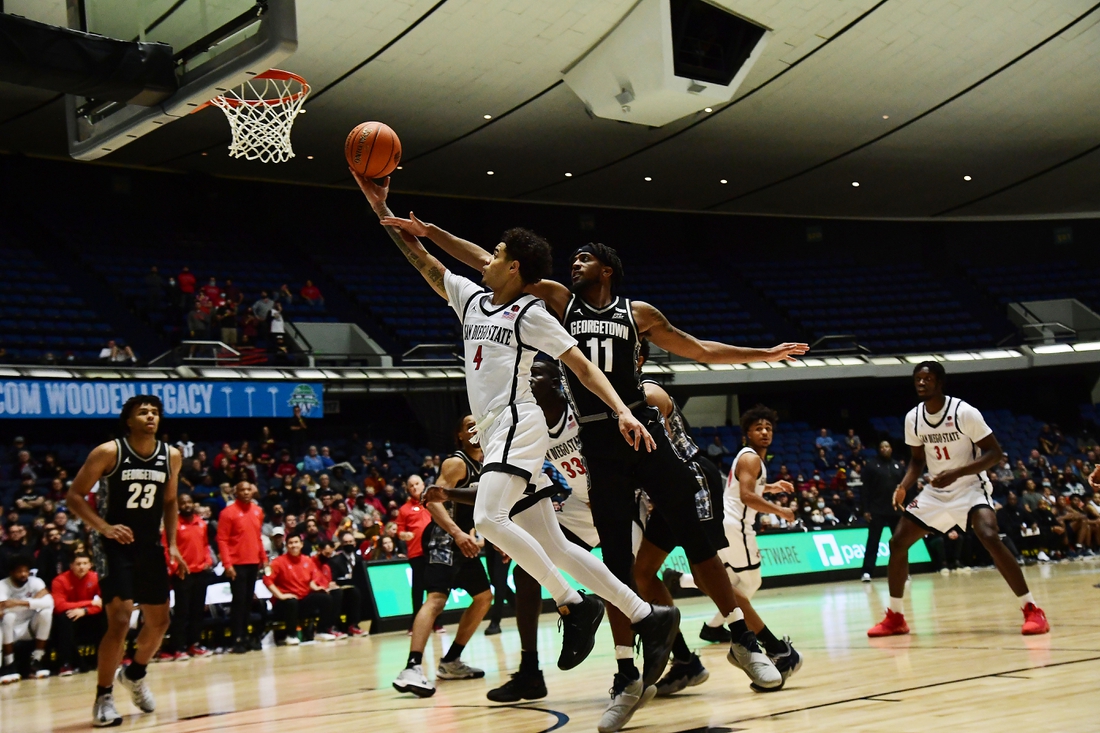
[813,534,890,567]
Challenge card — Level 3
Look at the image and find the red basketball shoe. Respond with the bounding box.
[867,609,910,637]
[1021,603,1050,635]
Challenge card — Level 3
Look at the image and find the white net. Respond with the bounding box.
[210,71,310,164]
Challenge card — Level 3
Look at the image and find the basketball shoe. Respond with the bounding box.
[867,609,909,637]
[597,674,656,733]
[1021,603,1050,635]
[654,653,709,696]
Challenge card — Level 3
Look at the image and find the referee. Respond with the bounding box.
[860,441,906,582]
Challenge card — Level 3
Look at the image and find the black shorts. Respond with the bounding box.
[95,538,170,605]
[582,407,720,584]
[424,554,492,596]
[644,457,728,555]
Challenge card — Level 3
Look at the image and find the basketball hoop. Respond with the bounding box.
[201,69,310,164]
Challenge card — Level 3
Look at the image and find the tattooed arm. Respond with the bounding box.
[633,300,809,363]
[350,170,448,299]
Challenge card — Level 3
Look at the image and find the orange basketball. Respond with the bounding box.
[345,121,402,178]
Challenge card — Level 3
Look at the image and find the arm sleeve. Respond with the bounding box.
[516,303,577,358]
[29,593,54,611]
[904,409,921,447]
[444,271,484,323]
[958,402,993,443]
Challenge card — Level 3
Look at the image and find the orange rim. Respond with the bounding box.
[191,69,309,113]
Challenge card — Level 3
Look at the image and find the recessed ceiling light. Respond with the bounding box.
[704,107,713,113]
[306,155,314,160]
[851,181,860,187]
[483,114,492,120]
[396,166,403,170]
[487,170,494,175]
[298,109,306,114]
[644,176,652,181]
[882,114,889,119]
[201,152,208,156]
[565,172,573,177]
[963,175,972,181]
[720,179,728,184]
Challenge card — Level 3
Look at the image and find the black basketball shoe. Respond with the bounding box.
[557,592,605,671]
[631,603,680,688]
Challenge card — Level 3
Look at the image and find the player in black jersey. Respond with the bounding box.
[383,212,806,695]
[393,415,493,698]
[65,395,183,727]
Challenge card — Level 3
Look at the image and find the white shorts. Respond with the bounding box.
[557,497,601,549]
[718,521,761,572]
[1,607,51,643]
[481,402,549,487]
[905,482,993,534]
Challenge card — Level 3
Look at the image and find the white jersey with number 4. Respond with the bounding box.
[444,271,576,422]
[904,396,993,495]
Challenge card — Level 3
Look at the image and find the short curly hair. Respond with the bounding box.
[120,395,163,435]
[501,228,553,284]
[740,404,779,437]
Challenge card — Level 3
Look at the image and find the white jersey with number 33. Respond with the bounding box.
[904,396,993,495]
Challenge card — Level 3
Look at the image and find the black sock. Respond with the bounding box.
[441,642,464,663]
[407,651,423,668]
[96,685,112,698]
[671,632,693,662]
[616,658,639,679]
[757,625,786,656]
[519,650,540,674]
[125,662,147,681]
[729,618,749,639]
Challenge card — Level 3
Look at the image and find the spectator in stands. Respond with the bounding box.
[302,446,326,474]
[373,535,403,561]
[216,301,238,345]
[161,493,214,661]
[287,403,307,456]
[97,339,136,364]
[239,307,260,346]
[775,465,793,484]
[223,278,243,306]
[200,277,222,307]
[300,280,324,307]
[361,441,378,468]
[265,535,341,644]
[315,538,365,636]
[815,428,835,453]
[1019,479,1043,513]
[0,525,29,578]
[265,526,287,558]
[813,448,830,473]
[217,482,268,655]
[53,510,79,544]
[996,491,1029,557]
[706,435,729,465]
[252,291,275,343]
[34,526,66,588]
[277,284,294,305]
[1062,468,1086,497]
[844,428,862,454]
[0,553,53,682]
[175,433,195,459]
[187,302,210,340]
[396,475,431,623]
[14,479,45,526]
[50,552,104,676]
[144,266,164,313]
[178,265,196,303]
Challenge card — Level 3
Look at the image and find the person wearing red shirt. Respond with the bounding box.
[159,493,215,661]
[51,552,105,676]
[264,535,342,643]
[177,267,196,297]
[216,482,268,655]
[201,277,224,307]
[300,280,323,306]
[396,475,432,623]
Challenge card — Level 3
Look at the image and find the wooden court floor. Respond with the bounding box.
[4,560,1098,733]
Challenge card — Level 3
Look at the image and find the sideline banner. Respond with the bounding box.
[366,527,931,619]
[0,380,323,418]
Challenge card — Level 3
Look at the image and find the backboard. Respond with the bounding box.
[64,0,297,160]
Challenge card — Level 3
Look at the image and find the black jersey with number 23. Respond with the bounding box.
[561,295,646,420]
[99,438,171,545]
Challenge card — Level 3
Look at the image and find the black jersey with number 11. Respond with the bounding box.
[561,295,646,421]
[98,438,171,545]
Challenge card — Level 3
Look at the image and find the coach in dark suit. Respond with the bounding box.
[327,530,371,632]
[860,441,907,580]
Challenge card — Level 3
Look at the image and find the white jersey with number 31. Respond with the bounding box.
[904,396,993,495]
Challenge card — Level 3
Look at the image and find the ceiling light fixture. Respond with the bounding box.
[201,152,208,156]
[487,170,494,175]
[565,172,573,177]
[306,155,314,160]
[720,179,728,184]
[644,176,652,181]
[852,181,860,187]
[299,109,306,114]
[963,175,972,181]
[882,114,889,119]
[704,107,713,113]
[483,114,492,120]
[396,166,403,170]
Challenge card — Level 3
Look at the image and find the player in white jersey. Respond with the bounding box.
[868,361,1051,637]
[356,172,680,711]
[0,554,54,684]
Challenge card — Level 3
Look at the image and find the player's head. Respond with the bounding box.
[456,415,477,450]
[912,361,946,399]
[120,395,163,436]
[483,228,553,290]
[6,554,33,585]
[637,338,650,369]
[571,243,623,294]
[878,440,893,459]
[530,358,564,411]
[70,552,92,579]
[740,404,779,449]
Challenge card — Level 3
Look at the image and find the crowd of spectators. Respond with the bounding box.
[0,425,448,682]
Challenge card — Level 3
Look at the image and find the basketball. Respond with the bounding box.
[345,121,401,178]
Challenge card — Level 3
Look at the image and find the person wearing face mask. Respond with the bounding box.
[319,531,369,636]
[160,493,215,661]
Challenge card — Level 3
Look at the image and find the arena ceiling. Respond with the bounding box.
[3,0,1100,220]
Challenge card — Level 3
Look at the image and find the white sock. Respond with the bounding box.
[551,585,583,608]
[725,607,745,625]
[2,653,12,666]
[680,572,697,589]
[889,597,904,614]
[706,611,725,628]
[1017,592,1035,609]
[31,649,45,662]
[615,645,633,661]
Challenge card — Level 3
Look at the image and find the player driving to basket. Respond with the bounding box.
[352,171,681,706]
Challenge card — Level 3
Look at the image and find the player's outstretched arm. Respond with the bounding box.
[633,300,808,363]
[736,454,795,521]
[163,447,187,577]
[350,170,448,299]
[379,211,492,270]
[559,346,656,452]
[66,442,134,544]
